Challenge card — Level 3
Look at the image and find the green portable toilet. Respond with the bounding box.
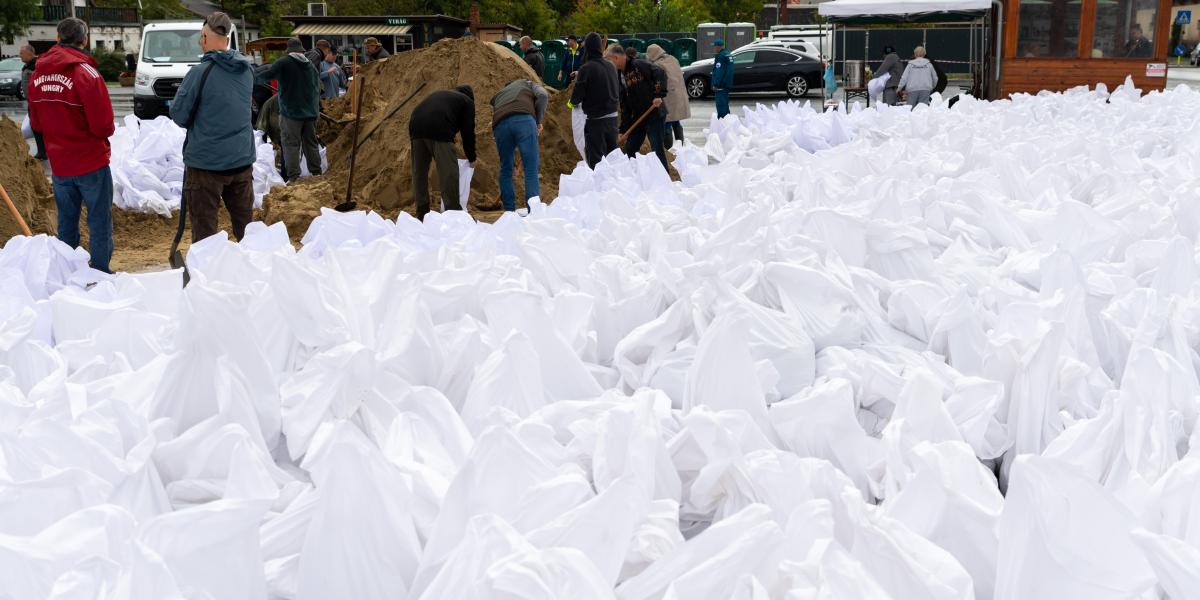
[540,39,566,88]
[646,38,674,56]
[673,38,697,66]
[620,38,647,54]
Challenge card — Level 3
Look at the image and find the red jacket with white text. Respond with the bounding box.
[28,44,114,177]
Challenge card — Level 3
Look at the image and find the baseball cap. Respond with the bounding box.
[204,11,232,36]
[713,38,724,47]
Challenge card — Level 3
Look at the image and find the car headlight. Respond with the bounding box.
[135,73,150,86]
[0,78,13,84]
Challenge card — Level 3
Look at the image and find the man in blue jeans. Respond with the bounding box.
[490,79,549,213]
[27,17,115,272]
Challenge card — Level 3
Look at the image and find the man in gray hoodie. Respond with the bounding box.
[897,46,937,107]
[169,12,258,242]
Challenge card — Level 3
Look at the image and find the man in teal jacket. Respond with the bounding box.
[256,38,321,181]
[169,12,257,242]
[711,39,734,119]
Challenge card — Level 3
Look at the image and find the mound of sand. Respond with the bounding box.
[265,38,580,234]
[0,116,55,240]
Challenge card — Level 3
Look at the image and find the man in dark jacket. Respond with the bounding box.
[408,85,477,220]
[364,37,391,62]
[878,46,903,105]
[256,38,321,182]
[711,39,733,118]
[560,35,584,86]
[568,32,619,169]
[28,18,115,273]
[19,45,45,159]
[491,79,548,212]
[169,12,257,243]
[520,36,545,80]
[609,46,668,171]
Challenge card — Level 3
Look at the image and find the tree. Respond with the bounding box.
[0,0,40,44]
[479,0,557,39]
[567,0,708,34]
[701,0,760,24]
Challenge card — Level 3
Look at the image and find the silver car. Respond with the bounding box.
[0,57,24,99]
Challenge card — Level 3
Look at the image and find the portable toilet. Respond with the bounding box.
[540,39,566,88]
[726,23,756,51]
[495,40,513,53]
[646,38,674,56]
[672,38,697,66]
[620,38,647,55]
[696,23,726,60]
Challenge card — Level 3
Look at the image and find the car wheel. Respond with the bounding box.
[686,76,708,99]
[786,75,809,98]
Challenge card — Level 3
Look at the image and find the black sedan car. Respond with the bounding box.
[682,47,823,99]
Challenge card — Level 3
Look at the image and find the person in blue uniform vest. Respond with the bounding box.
[711,39,733,119]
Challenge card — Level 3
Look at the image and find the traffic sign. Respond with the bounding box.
[1176,10,1191,24]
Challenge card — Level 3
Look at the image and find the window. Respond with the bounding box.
[1016,0,1082,58]
[732,51,756,65]
[95,40,105,49]
[756,50,796,64]
[1093,0,1157,58]
[114,40,123,51]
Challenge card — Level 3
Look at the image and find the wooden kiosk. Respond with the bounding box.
[1000,0,1173,95]
[819,0,1175,98]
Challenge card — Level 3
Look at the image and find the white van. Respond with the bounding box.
[133,20,239,119]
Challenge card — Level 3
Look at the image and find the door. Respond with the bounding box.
[753,50,799,90]
[730,50,758,90]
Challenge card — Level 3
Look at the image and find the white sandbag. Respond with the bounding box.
[572,106,586,159]
[995,456,1156,599]
[457,159,475,210]
[21,115,33,139]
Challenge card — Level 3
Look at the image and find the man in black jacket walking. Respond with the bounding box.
[609,46,668,171]
[520,36,545,80]
[408,85,477,220]
[568,32,619,169]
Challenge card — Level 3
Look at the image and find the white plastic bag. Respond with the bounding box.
[868,72,891,100]
[572,107,586,160]
[457,159,474,211]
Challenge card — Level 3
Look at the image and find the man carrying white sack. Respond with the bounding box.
[568,32,620,169]
[170,12,257,242]
[490,79,548,213]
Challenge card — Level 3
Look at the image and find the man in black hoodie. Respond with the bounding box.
[609,45,668,171]
[568,32,619,169]
[520,36,545,80]
[408,85,477,220]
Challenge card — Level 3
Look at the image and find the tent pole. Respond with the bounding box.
[992,0,1003,82]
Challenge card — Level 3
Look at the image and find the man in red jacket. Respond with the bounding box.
[28,17,115,273]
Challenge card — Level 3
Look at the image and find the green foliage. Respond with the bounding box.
[91,47,127,81]
[700,0,761,24]
[0,0,39,44]
[479,0,556,38]
[566,0,709,34]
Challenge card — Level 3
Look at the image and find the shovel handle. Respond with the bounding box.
[617,104,659,146]
[0,182,32,237]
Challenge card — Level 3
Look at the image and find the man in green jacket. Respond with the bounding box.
[256,38,321,182]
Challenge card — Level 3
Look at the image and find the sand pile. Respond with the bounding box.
[265,38,580,232]
[0,116,55,240]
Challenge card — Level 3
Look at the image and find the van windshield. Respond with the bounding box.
[142,30,203,63]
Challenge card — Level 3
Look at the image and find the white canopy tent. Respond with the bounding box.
[818,0,991,19]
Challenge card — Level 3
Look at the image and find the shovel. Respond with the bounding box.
[0,182,32,237]
[618,104,660,146]
[168,182,190,285]
[335,74,368,212]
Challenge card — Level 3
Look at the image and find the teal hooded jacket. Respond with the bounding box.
[169,50,256,171]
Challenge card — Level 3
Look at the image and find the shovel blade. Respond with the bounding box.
[334,201,357,212]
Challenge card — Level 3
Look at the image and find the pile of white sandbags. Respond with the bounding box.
[107,116,313,216]
[2,79,1200,599]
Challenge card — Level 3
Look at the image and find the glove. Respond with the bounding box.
[567,100,575,110]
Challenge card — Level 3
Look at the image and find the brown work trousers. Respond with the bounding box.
[411,138,460,221]
[184,165,254,243]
